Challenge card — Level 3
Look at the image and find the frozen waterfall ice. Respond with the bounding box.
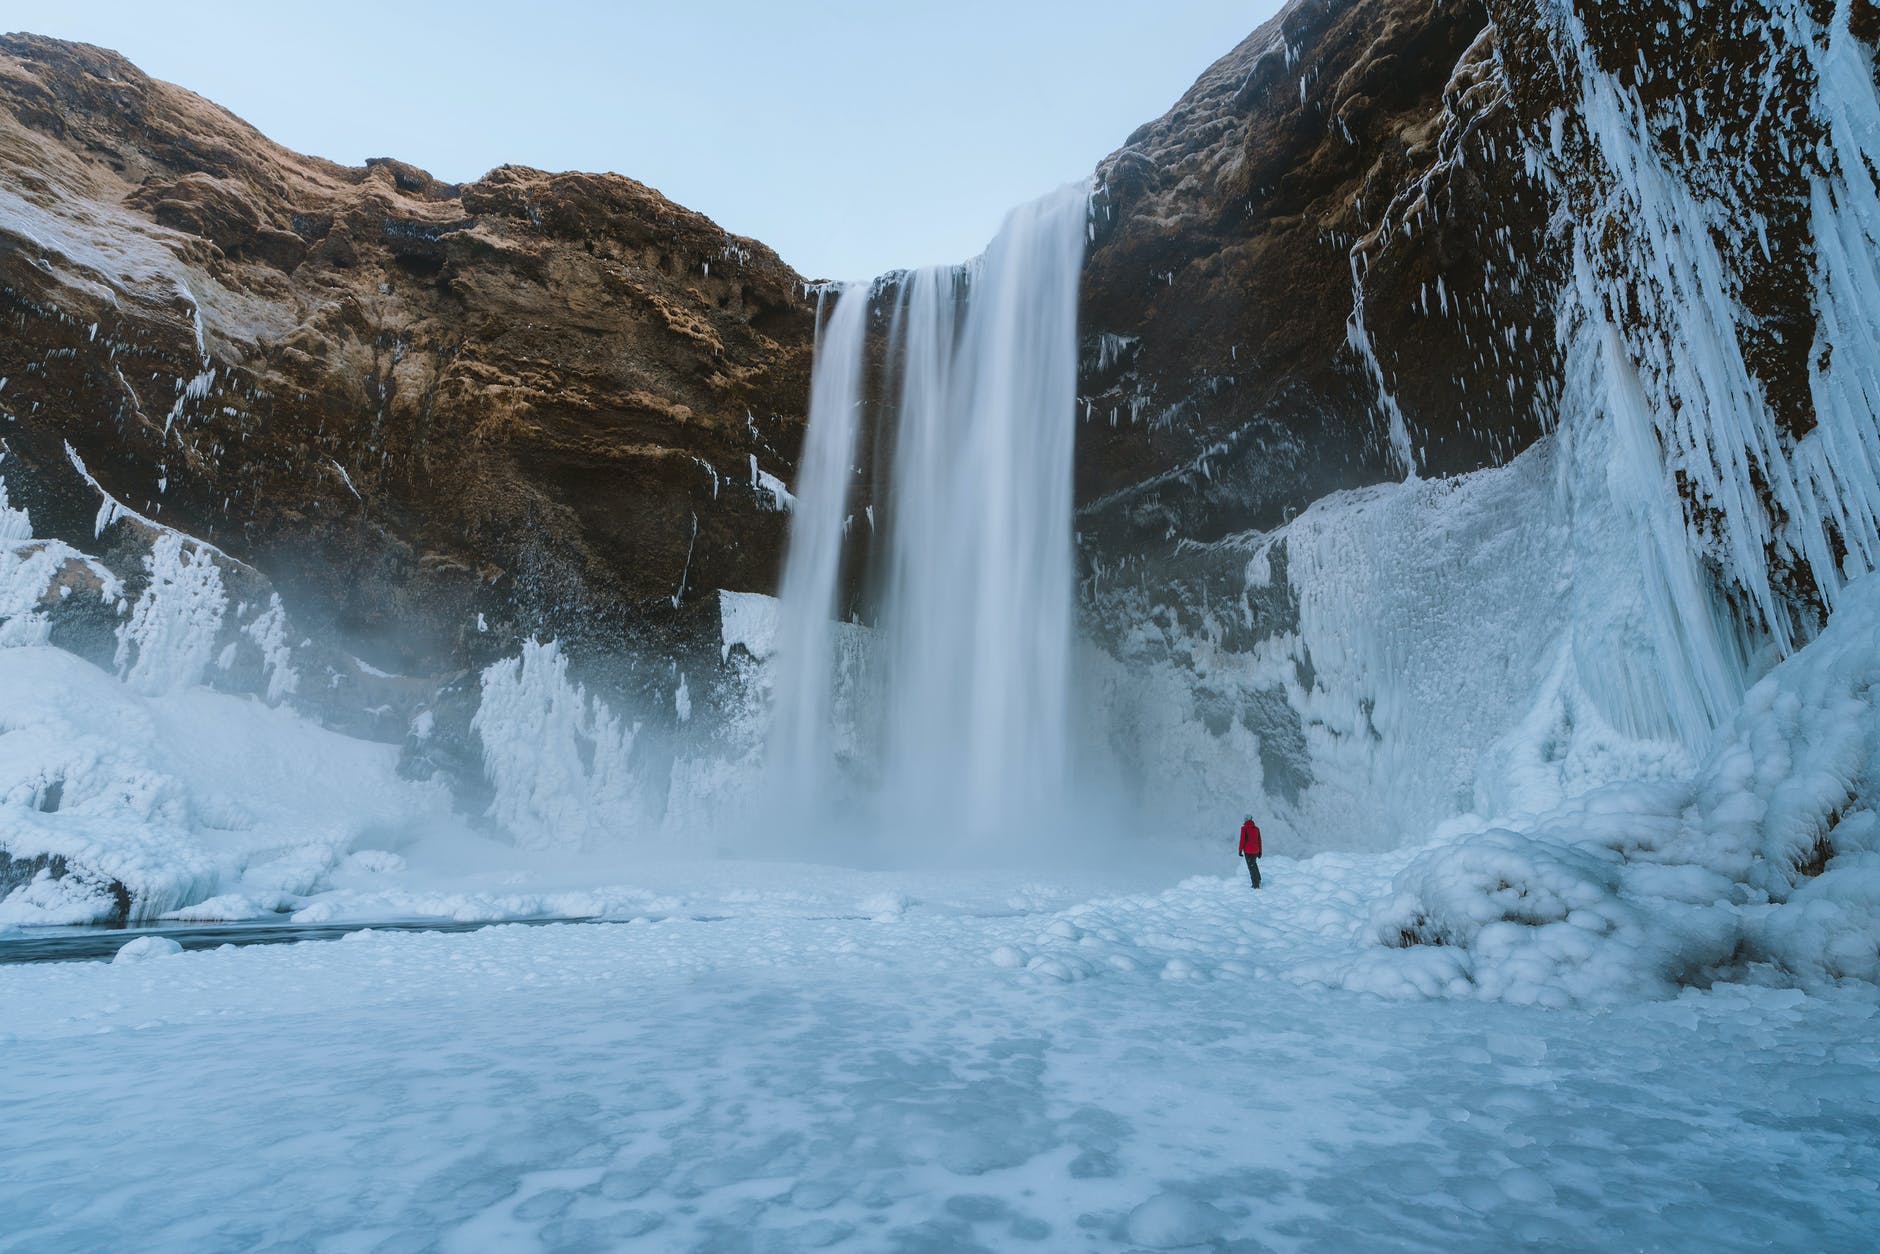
[769,183,1088,846]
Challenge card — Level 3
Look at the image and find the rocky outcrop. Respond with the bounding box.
[1077,0,1563,585]
[1077,0,1880,643]
[0,33,815,713]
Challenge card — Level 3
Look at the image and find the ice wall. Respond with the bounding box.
[1094,411,1712,855]
[1344,571,1880,1005]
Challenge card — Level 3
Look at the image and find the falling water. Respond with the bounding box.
[767,285,870,819]
[769,183,1088,845]
[882,186,1088,837]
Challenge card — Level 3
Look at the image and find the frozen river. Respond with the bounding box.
[3,858,1875,1252]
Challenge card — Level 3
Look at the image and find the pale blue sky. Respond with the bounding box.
[9,1,1281,279]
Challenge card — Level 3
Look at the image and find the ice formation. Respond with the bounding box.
[0,474,448,923]
[1551,1,1880,649]
[0,475,119,648]
[472,639,645,852]
[1353,573,1880,1004]
[0,644,445,925]
[114,531,228,696]
[241,594,299,705]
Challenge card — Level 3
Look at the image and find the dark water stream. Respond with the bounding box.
[0,914,717,965]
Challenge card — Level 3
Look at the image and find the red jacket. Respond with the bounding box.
[1239,820,1262,856]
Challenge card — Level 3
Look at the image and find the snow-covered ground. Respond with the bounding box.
[4,858,1876,1252]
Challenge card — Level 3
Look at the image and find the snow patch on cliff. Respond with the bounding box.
[718,589,779,662]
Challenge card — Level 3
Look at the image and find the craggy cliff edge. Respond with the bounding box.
[1080,0,1878,625]
[0,33,814,735]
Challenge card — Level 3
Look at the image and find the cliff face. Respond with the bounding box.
[0,33,814,701]
[1077,0,1880,642]
[1074,0,1880,850]
[1078,0,1563,570]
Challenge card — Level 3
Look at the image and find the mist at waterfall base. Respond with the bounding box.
[760,183,1145,869]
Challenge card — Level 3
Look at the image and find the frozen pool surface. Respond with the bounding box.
[3,864,1876,1253]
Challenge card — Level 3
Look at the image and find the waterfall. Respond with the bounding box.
[882,186,1088,837]
[769,183,1088,846]
[766,285,870,820]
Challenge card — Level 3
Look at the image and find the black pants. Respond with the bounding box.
[1244,854,1261,888]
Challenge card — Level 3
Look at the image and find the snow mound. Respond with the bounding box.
[1125,1193,1228,1248]
[112,935,182,963]
[160,893,289,923]
[0,646,448,924]
[1351,576,1880,1004]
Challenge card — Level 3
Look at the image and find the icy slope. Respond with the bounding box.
[2,467,457,923]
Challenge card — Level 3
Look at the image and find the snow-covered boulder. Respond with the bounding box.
[112,935,182,963]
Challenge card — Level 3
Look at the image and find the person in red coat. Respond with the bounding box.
[1238,815,1262,888]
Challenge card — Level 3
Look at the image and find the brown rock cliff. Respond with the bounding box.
[0,32,814,693]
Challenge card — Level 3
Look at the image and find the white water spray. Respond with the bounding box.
[770,184,1088,845]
